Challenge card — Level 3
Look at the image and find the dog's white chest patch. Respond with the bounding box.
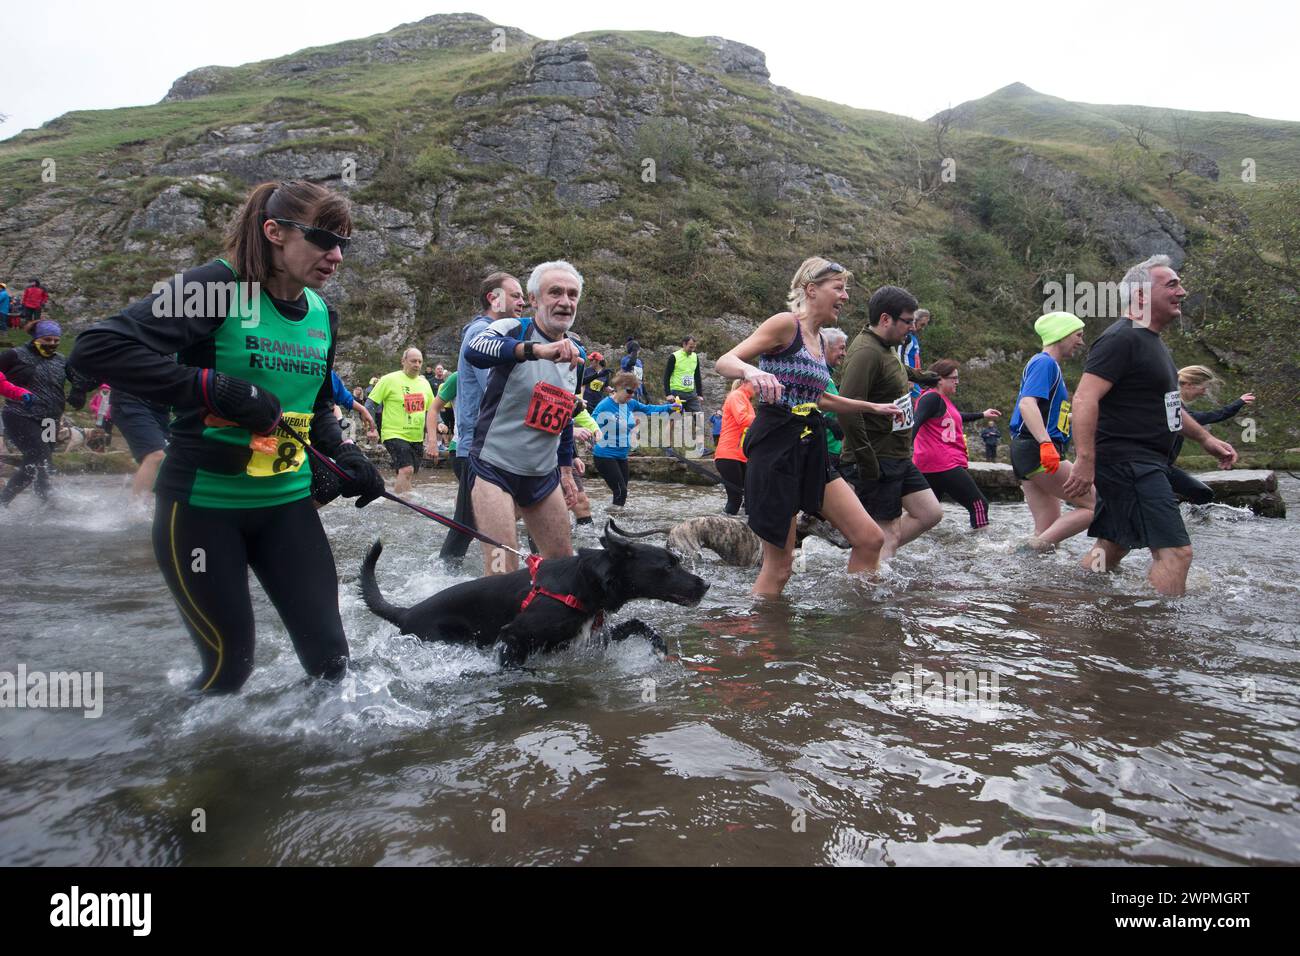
[575,616,597,646]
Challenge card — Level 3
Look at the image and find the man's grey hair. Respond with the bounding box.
[822,327,849,347]
[1119,254,1173,311]
[403,347,422,361]
[527,260,584,299]
[914,308,931,319]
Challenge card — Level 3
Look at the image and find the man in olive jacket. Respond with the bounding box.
[839,285,942,559]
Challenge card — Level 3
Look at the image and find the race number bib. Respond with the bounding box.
[1057,400,1073,439]
[892,394,914,432]
[403,391,426,414]
[1164,390,1183,432]
[246,411,312,477]
[678,371,693,389]
[524,381,574,435]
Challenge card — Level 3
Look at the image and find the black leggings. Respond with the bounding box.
[439,455,476,559]
[715,458,747,515]
[152,494,348,693]
[594,456,630,506]
[1,409,53,504]
[922,466,990,529]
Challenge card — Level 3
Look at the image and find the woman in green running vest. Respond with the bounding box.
[70,180,385,693]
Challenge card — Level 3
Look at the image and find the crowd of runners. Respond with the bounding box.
[0,180,1253,691]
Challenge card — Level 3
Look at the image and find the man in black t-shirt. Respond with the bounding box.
[1063,255,1237,596]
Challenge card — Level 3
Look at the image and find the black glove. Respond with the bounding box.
[827,419,845,441]
[199,369,281,435]
[66,388,86,411]
[333,443,386,508]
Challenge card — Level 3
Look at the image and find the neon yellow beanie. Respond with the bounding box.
[1035,311,1085,347]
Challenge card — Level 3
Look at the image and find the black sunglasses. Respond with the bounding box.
[620,387,637,394]
[270,218,351,252]
[811,262,846,281]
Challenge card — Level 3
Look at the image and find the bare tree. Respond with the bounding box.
[1164,112,1199,187]
[1118,109,1155,151]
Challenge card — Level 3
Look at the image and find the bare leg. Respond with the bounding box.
[1148,545,1193,597]
[1021,478,1061,537]
[131,450,165,497]
[817,477,883,573]
[472,478,523,575]
[753,518,798,597]
[521,485,575,560]
[1025,460,1095,546]
[394,465,414,495]
[892,488,943,552]
[1080,538,1129,574]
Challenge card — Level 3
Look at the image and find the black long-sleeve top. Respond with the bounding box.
[1171,398,1246,462]
[68,260,345,503]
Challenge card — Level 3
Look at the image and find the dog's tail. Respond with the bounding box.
[359,540,407,629]
[607,518,668,539]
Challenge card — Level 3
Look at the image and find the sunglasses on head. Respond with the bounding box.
[270,218,351,252]
[811,262,846,281]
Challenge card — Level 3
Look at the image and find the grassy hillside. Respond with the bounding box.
[2,17,1296,450]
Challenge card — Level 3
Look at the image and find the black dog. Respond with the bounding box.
[360,522,709,667]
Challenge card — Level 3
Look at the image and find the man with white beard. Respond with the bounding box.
[464,260,587,575]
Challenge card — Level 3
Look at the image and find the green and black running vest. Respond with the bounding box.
[166,259,332,509]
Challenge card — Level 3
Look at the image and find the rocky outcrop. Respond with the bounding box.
[1010,151,1188,268]
[704,37,770,82]
[513,41,603,99]
[157,121,376,184]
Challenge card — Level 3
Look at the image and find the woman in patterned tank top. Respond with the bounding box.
[714,257,906,597]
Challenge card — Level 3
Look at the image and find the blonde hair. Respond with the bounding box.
[1178,365,1218,388]
[610,371,639,390]
[786,256,853,313]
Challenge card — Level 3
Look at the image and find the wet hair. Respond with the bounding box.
[868,285,919,325]
[479,271,518,311]
[787,256,853,313]
[930,358,960,379]
[611,371,639,390]
[225,180,352,285]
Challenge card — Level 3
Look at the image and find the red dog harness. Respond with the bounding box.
[520,554,604,628]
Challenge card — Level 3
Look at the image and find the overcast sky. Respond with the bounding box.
[4,0,1298,142]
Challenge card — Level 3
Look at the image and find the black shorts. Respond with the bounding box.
[854,456,931,522]
[21,305,41,321]
[922,466,990,529]
[1168,465,1213,505]
[469,455,561,508]
[1089,459,1191,551]
[1010,433,1066,481]
[383,438,424,473]
[111,393,170,463]
[669,391,702,414]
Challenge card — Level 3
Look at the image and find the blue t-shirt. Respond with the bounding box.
[709,413,722,438]
[1010,351,1071,445]
[0,290,10,316]
[898,333,922,400]
[330,370,355,410]
[453,315,493,459]
[591,395,674,459]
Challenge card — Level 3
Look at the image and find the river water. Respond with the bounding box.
[1,470,1297,866]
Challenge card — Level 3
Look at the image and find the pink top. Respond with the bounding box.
[913,388,969,472]
[0,370,32,403]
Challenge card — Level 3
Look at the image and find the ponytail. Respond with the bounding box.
[224,180,353,284]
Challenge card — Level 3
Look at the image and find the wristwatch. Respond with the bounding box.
[522,341,536,361]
